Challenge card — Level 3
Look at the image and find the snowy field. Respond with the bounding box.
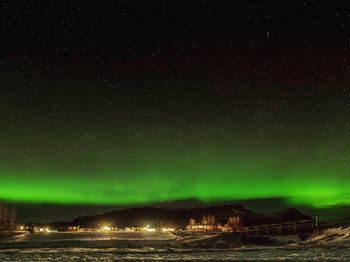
[0,229,349,261]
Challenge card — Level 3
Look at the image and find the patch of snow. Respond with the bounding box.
[307,226,350,243]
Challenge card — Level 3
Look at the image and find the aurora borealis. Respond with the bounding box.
[1,1,350,210]
[1,95,350,208]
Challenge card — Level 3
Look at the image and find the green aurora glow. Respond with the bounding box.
[1,117,349,208]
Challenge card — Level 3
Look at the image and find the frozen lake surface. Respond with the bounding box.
[1,231,349,261]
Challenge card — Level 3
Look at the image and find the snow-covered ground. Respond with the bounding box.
[307,226,350,243]
[0,230,349,261]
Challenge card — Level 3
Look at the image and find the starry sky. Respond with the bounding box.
[1,1,350,209]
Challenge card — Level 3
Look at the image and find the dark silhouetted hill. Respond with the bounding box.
[71,205,312,229]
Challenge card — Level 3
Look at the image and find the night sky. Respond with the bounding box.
[1,1,350,209]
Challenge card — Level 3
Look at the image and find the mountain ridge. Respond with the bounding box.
[68,204,311,229]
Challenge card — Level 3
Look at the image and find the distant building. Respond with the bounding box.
[15,224,25,231]
[223,215,242,232]
[99,226,118,231]
[186,214,220,232]
[31,226,50,233]
[131,226,145,231]
[49,222,81,232]
[57,225,80,232]
[80,227,97,232]
[123,226,157,232]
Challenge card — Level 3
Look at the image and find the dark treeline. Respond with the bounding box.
[0,203,15,236]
